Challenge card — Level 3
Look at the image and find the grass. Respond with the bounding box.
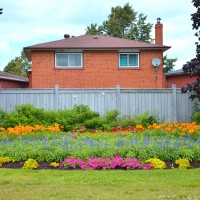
[0,169,200,200]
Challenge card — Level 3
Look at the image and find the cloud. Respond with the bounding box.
[0,41,21,70]
[0,0,198,71]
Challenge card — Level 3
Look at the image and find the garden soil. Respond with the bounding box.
[2,161,200,170]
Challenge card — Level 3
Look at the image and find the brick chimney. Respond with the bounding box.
[155,18,163,45]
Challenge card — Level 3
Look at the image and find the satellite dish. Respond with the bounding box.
[152,58,161,67]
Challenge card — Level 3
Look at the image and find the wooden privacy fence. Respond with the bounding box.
[0,84,193,123]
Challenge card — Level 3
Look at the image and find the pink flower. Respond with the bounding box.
[117,126,122,130]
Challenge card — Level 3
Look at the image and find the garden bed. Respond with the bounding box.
[2,160,200,170]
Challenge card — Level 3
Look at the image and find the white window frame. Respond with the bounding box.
[119,53,139,68]
[55,53,83,68]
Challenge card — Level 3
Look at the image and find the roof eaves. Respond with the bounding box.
[0,76,29,82]
[24,46,170,50]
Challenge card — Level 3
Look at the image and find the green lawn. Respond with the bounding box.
[0,168,200,200]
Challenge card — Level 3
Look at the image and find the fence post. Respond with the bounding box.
[54,84,59,111]
[172,84,177,122]
[116,84,121,115]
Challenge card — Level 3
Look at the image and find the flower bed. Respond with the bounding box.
[0,121,200,170]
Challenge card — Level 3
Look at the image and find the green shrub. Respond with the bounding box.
[133,111,158,128]
[84,117,106,130]
[194,111,200,125]
[0,104,101,131]
[72,104,99,124]
[0,157,15,167]
[1,104,47,128]
[0,109,7,127]
[116,115,136,128]
[103,110,120,122]
[191,98,199,122]
[175,158,190,169]
[22,159,39,170]
[145,158,166,169]
[50,162,59,168]
[178,148,194,161]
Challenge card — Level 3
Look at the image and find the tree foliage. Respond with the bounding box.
[181,0,200,100]
[85,3,153,43]
[3,50,31,77]
[163,55,177,73]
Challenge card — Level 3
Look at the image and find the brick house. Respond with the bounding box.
[165,69,196,88]
[24,21,170,88]
[0,71,29,88]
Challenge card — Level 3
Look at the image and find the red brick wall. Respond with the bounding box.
[27,71,32,88]
[166,74,196,88]
[155,23,163,45]
[31,50,165,88]
[0,79,29,88]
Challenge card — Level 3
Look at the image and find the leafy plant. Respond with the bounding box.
[22,159,39,169]
[0,157,15,167]
[191,98,199,121]
[181,0,200,100]
[133,111,158,128]
[103,110,120,122]
[194,111,200,125]
[175,158,191,169]
[84,117,106,130]
[50,162,60,168]
[145,158,166,169]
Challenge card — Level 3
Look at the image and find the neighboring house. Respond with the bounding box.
[165,69,196,88]
[0,71,29,88]
[24,20,170,89]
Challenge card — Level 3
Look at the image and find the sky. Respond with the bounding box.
[0,0,197,71]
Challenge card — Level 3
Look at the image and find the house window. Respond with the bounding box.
[55,53,82,68]
[119,53,139,67]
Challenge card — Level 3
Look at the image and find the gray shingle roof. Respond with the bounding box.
[0,71,28,82]
[164,69,187,76]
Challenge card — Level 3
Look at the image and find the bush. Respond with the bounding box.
[116,115,136,129]
[175,158,190,169]
[22,159,39,170]
[133,111,158,128]
[191,98,199,121]
[0,104,101,131]
[0,157,15,167]
[1,104,47,128]
[194,111,200,125]
[0,104,162,132]
[84,117,106,130]
[103,110,120,122]
[50,162,59,168]
[72,104,100,124]
[145,158,166,169]
[0,109,7,127]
